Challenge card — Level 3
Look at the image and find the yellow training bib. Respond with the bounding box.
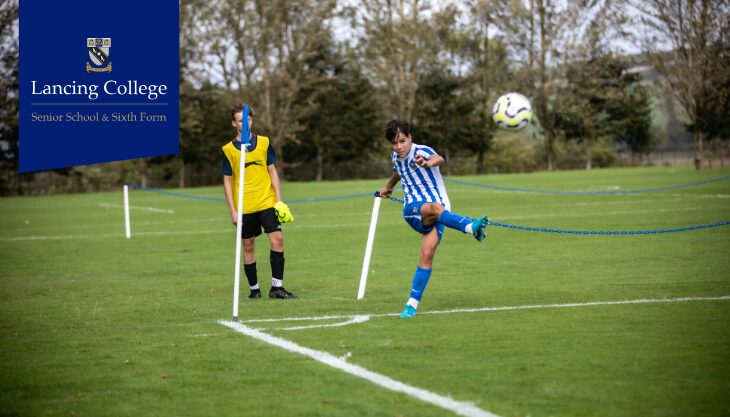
[222,136,277,214]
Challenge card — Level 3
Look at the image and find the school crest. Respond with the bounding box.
[86,38,112,73]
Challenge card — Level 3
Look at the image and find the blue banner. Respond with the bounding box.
[19,0,179,172]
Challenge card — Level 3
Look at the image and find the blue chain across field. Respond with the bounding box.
[380,194,730,235]
[127,175,730,235]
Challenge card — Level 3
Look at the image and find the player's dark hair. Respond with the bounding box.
[385,119,410,142]
[231,103,255,120]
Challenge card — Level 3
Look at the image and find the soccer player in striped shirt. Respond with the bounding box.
[378,119,488,318]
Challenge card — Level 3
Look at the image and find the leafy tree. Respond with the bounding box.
[555,54,653,168]
[288,45,380,181]
[181,0,339,178]
[351,0,456,121]
[608,84,654,159]
[179,81,232,187]
[628,0,730,169]
[530,0,562,170]
[0,0,20,195]
[412,69,481,175]
[452,1,512,173]
[693,20,730,144]
[499,0,629,170]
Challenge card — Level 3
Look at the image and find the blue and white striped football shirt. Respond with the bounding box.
[392,143,450,209]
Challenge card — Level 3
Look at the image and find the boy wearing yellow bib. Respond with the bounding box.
[222,103,297,299]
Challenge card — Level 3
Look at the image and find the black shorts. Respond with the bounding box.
[241,207,281,239]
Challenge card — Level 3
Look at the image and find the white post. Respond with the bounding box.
[357,195,381,299]
[232,106,250,322]
[123,185,131,239]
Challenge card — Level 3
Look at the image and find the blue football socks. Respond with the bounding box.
[408,265,432,304]
[402,266,431,319]
[438,210,471,233]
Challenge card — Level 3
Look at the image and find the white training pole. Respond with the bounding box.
[123,185,131,239]
[232,106,250,322]
[357,195,381,299]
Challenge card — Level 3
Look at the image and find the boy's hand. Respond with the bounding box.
[378,187,393,198]
[414,155,430,167]
[230,210,238,225]
[274,201,294,223]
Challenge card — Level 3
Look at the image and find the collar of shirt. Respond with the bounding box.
[233,134,257,151]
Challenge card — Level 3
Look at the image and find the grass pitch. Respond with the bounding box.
[1,166,729,417]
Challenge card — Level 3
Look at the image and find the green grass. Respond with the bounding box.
[1,166,729,417]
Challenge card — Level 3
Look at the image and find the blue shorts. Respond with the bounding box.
[402,201,445,241]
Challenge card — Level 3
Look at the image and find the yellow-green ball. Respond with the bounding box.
[492,93,533,132]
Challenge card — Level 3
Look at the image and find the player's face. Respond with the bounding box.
[231,112,253,136]
[390,131,412,158]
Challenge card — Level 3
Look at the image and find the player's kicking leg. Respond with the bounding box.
[421,203,488,242]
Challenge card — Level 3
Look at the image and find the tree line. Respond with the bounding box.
[1,0,728,195]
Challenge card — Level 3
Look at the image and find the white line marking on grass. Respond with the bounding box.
[246,313,380,323]
[0,222,409,242]
[4,199,726,242]
[665,193,730,199]
[482,196,728,210]
[0,229,230,241]
[288,221,403,230]
[0,217,227,235]
[280,315,370,331]
[221,296,729,416]
[422,295,730,316]
[219,320,500,417]
[98,203,174,213]
[243,295,730,326]
[449,188,730,199]
[498,206,716,221]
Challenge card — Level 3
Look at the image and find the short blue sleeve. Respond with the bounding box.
[221,151,232,176]
[267,143,277,165]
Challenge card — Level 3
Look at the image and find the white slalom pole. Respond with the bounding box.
[123,185,131,239]
[232,105,250,322]
[357,194,381,299]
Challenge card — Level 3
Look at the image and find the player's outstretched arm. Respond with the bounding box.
[379,171,401,198]
[415,153,444,168]
[222,175,237,225]
[267,164,283,203]
[268,164,294,223]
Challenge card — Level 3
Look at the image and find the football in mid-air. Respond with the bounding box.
[492,93,533,132]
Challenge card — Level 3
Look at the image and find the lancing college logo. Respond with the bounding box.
[86,38,111,73]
